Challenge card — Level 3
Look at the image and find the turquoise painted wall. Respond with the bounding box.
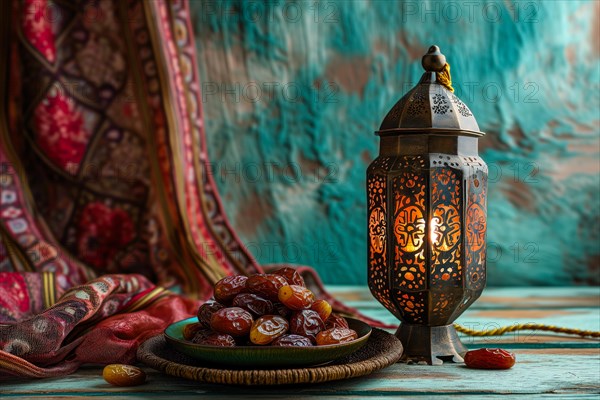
[191,0,600,286]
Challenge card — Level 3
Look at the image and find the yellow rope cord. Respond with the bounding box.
[455,323,600,339]
[436,63,454,92]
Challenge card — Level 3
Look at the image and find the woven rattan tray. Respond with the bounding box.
[137,327,403,385]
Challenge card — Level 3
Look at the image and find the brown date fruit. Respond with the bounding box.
[464,348,516,369]
[278,285,315,310]
[316,328,358,345]
[103,364,146,387]
[325,313,349,329]
[195,332,236,347]
[197,300,225,328]
[272,334,313,347]
[183,322,205,340]
[246,274,287,301]
[232,293,274,317]
[214,275,248,304]
[273,302,292,318]
[190,328,214,343]
[210,307,253,337]
[310,299,332,321]
[273,267,306,287]
[289,310,324,343]
[249,315,289,345]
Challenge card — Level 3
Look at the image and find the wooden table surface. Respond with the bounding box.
[1,287,599,398]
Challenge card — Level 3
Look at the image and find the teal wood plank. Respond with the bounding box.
[2,349,599,397]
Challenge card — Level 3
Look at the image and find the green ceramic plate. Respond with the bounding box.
[164,317,372,369]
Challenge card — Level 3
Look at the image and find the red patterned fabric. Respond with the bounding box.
[0,274,198,377]
[0,0,383,379]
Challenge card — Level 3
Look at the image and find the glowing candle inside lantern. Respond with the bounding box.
[429,217,441,245]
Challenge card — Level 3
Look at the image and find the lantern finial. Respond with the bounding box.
[421,45,446,72]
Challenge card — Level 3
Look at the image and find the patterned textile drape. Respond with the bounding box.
[2,0,263,293]
[0,0,378,378]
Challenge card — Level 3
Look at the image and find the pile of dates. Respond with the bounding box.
[183,268,358,347]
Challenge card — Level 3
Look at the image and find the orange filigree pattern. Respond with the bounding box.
[367,157,395,316]
[369,207,386,254]
[430,204,461,251]
[464,162,488,291]
[430,291,461,324]
[394,290,426,324]
[391,167,427,292]
[467,203,486,252]
[430,168,462,286]
[394,206,426,252]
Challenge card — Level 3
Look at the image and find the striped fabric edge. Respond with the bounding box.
[118,0,208,296]
[143,1,226,287]
[42,271,56,309]
[0,350,78,378]
[119,286,171,314]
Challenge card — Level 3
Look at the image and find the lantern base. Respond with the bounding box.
[395,323,467,365]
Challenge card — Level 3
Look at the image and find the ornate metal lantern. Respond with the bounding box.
[367,45,488,365]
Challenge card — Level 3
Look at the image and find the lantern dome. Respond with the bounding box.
[378,45,484,137]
